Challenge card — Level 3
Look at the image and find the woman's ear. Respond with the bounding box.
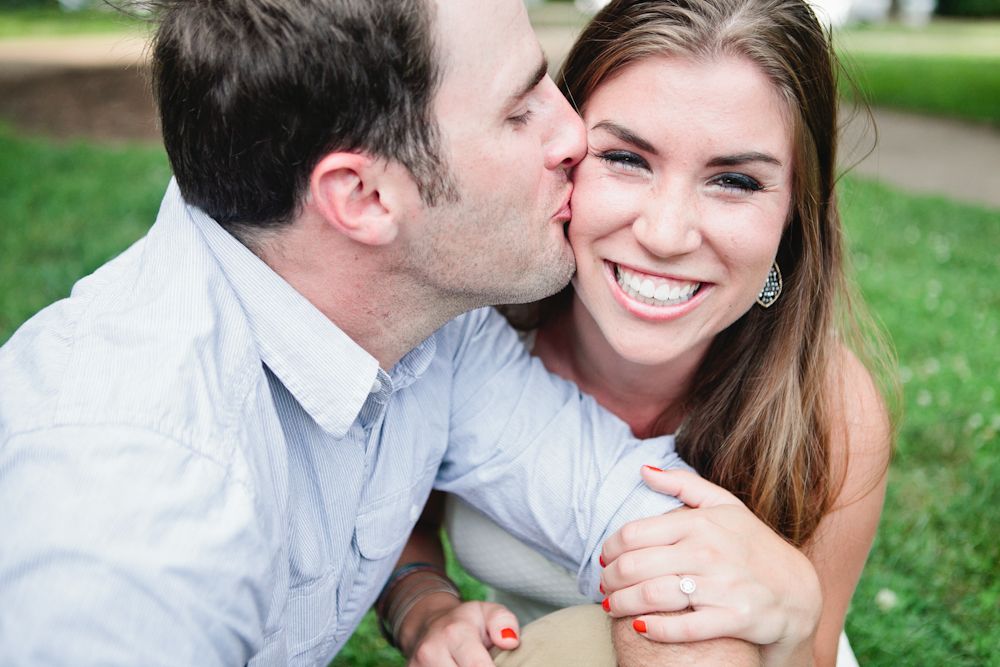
[308,152,410,246]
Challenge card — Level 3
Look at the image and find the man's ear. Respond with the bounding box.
[308,152,411,246]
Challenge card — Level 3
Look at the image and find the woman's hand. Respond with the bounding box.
[404,598,520,667]
[599,468,822,654]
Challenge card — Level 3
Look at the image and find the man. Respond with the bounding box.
[0,0,756,664]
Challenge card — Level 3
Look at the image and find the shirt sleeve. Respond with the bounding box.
[0,426,273,666]
[435,308,695,600]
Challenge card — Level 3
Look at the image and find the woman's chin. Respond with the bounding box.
[606,337,684,369]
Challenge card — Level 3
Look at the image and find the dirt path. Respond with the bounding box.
[0,34,156,141]
[1,30,998,209]
[841,107,1000,209]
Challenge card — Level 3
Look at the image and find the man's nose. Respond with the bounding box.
[544,78,587,171]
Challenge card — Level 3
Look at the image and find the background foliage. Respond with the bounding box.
[937,0,1000,17]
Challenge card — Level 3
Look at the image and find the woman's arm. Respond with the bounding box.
[804,349,891,666]
[600,472,822,664]
[599,348,891,667]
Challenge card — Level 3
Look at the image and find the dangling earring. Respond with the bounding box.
[756,262,782,308]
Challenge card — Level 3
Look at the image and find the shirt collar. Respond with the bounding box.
[176,181,380,439]
[389,334,436,392]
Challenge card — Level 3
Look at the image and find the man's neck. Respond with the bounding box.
[255,224,459,370]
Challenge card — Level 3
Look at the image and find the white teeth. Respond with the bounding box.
[614,264,701,307]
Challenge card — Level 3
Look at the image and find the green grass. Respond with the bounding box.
[0,127,169,341]
[836,20,1000,125]
[0,128,997,665]
[0,6,146,38]
[840,52,1000,125]
[838,177,1000,666]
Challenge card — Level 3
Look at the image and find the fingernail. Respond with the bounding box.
[599,582,605,595]
[599,554,606,568]
[602,597,610,613]
[501,628,518,640]
[633,619,647,633]
[644,465,664,472]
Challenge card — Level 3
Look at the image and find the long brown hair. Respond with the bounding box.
[514,0,891,546]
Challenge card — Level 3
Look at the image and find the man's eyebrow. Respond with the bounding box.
[507,57,549,108]
[707,152,783,167]
[591,121,658,155]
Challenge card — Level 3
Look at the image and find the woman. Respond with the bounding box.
[378,0,892,664]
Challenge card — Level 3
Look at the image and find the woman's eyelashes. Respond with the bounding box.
[594,149,650,172]
[711,172,765,193]
[594,147,769,194]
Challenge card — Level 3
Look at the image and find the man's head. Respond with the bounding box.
[152,0,585,313]
[153,0,452,234]
[395,0,586,308]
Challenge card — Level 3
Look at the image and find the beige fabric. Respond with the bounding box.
[491,604,615,667]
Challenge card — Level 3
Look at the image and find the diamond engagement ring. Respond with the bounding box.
[679,576,697,606]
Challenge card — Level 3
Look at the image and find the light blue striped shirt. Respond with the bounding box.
[0,181,688,666]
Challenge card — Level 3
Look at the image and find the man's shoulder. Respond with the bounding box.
[0,232,260,445]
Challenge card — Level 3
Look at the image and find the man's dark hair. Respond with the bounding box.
[149,0,455,234]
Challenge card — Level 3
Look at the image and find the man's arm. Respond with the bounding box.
[435,309,768,665]
[0,426,271,666]
[382,495,521,662]
[613,613,762,667]
[436,307,690,597]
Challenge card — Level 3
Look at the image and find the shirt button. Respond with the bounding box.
[371,378,382,394]
[409,504,421,521]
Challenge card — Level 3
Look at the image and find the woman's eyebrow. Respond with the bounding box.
[591,121,783,168]
[707,152,783,167]
[591,121,658,155]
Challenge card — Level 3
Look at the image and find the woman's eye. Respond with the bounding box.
[712,173,764,193]
[595,150,649,172]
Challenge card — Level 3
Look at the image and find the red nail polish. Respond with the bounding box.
[599,554,606,568]
[644,465,664,472]
[633,619,647,633]
[599,582,605,595]
[501,628,518,640]
[602,597,610,612]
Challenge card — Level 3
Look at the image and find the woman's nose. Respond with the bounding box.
[632,190,703,258]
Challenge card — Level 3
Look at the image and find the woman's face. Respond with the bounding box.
[569,54,794,369]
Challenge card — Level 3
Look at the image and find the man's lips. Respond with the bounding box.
[553,188,572,222]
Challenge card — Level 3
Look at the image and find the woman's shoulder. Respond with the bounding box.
[827,344,891,437]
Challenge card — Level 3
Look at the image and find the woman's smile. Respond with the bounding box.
[605,261,710,322]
